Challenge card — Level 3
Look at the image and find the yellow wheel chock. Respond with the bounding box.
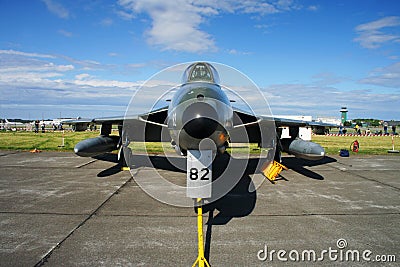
[192,198,210,267]
[262,161,288,183]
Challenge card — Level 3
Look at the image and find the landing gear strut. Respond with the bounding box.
[192,198,210,267]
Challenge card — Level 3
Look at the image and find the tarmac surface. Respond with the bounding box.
[0,150,399,266]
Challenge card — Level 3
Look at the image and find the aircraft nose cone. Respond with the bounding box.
[182,102,219,139]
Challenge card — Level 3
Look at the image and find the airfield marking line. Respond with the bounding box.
[0,211,89,216]
[243,213,400,218]
[2,211,398,218]
[326,164,400,191]
[34,173,134,267]
[95,212,400,218]
[75,159,97,168]
[2,211,397,219]
[347,171,400,191]
[0,165,102,169]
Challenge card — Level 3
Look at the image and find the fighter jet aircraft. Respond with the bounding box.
[74,62,331,163]
[73,62,334,265]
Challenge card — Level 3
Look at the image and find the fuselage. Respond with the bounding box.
[167,81,233,154]
[165,62,234,154]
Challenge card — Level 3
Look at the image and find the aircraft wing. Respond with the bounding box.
[92,116,124,124]
[62,118,95,131]
[72,106,170,157]
[274,117,337,128]
[307,121,338,127]
[232,108,336,128]
[62,118,94,124]
[230,109,337,159]
[69,106,170,142]
[74,104,332,160]
[71,104,333,143]
[121,107,170,142]
[90,106,169,126]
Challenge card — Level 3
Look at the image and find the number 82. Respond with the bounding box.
[189,167,210,180]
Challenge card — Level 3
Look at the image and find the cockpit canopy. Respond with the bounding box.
[181,62,220,84]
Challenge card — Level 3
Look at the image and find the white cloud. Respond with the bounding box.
[41,0,69,19]
[100,18,113,26]
[75,73,91,80]
[359,62,400,88]
[0,51,74,84]
[275,0,301,11]
[0,49,55,59]
[116,9,135,20]
[307,5,318,12]
[239,1,278,14]
[118,0,217,52]
[73,78,139,88]
[0,49,181,117]
[355,16,400,32]
[117,0,300,53]
[227,49,252,55]
[312,72,349,86]
[0,64,74,74]
[1,49,399,120]
[0,51,74,75]
[59,55,104,70]
[58,29,73,37]
[354,16,400,49]
[0,50,135,106]
[263,83,400,119]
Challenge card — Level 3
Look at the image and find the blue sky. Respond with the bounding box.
[1,0,399,120]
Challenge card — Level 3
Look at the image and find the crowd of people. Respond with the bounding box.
[33,120,63,133]
[338,122,397,135]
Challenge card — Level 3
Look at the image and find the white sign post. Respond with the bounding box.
[186,150,212,199]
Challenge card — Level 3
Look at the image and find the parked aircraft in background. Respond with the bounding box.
[0,119,25,130]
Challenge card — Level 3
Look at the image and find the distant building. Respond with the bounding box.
[340,107,348,124]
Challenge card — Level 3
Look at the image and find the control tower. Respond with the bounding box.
[340,107,348,124]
